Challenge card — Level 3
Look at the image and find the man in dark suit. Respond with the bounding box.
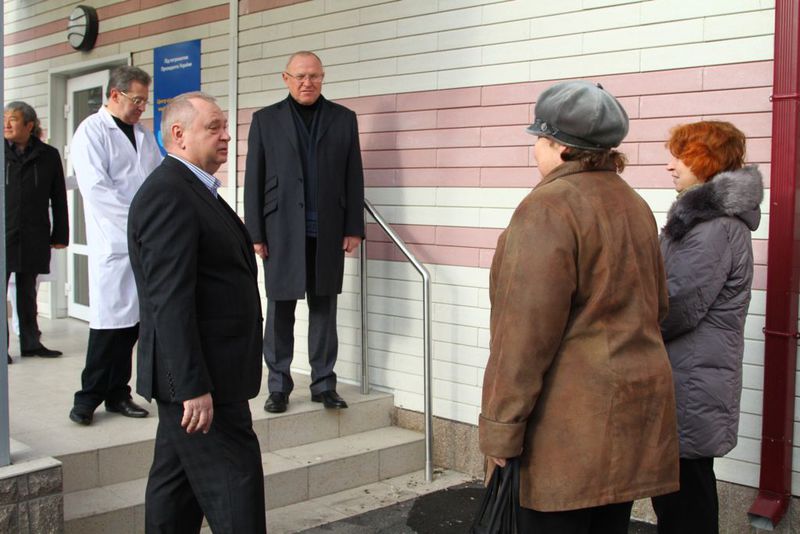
[128,92,266,533]
[244,51,365,414]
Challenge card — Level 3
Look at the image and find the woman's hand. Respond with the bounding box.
[488,456,507,468]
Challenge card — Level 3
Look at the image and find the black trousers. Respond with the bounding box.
[73,324,138,409]
[652,457,718,534]
[263,237,339,395]
[145,401,266,534]
[517,501,633,534]
[6,272,42,352]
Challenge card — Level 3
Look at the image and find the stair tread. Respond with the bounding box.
[64,426,424,521]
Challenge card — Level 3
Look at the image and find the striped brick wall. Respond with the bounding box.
[2,0,788,494]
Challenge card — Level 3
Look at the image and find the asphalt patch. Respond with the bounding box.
[299,481,659,533]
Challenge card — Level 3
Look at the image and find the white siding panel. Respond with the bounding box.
[359,72,439,96]
[359,34,438,61]
[438,20,530,50]
[715,457,760,488]
[703,10,775,41]
[397,48,483,75]
[434,302,491,328]
[396,6,483,36]
[433,359,479,386]
[639,0,765,24]
[433,378,482,405]
[481,0,583,24]
[433,264,490,289]
[725,436,762,464]
[325,21,397,48]
[369,312,423,338]
[481,35,583,65]
[433,322,480,346]
[582,20,704,55]
[528,4,641,40]
[432,398,480,425]
[529,50,641,81]
[258,0,325,25]
[434,340,489,368]
[359,0,437,24]
[640,35,774,71]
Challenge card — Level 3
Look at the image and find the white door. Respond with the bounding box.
[65,70,107,321]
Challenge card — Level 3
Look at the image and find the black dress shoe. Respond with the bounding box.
[21,345,62,357]
[105,399,149,418]
[69,406,93,425]
[264,392,288,413]
[7,355,11,364]
[311,390,348,409]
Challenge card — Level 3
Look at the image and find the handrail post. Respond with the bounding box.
[360,237,369,395]
[362,200,433,482]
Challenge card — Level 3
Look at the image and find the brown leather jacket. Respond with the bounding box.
[479,161,679,511]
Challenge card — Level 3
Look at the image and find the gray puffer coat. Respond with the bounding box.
[660,165,763,459]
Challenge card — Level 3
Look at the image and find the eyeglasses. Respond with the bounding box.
[283,72,324,83]
[118,91,149,107]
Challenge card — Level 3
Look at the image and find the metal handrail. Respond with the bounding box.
[360,199,433,483]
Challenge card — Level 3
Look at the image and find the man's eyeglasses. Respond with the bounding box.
[284,72,324,83]
[119,91,149,107]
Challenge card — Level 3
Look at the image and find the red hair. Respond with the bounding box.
[666,121,746,181]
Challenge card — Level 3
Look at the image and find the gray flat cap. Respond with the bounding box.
[526,81,629,151]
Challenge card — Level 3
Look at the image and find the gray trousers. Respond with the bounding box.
[263,295,339,395]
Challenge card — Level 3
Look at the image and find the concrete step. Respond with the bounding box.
[63,426,425,534]
[58,387,394,493]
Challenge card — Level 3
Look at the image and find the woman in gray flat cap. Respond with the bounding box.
[478,81,679,533]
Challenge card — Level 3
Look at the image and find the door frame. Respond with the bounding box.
[65,70,109,321]
[47,54,129,320]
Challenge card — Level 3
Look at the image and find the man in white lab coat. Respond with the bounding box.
[69,65,163,425]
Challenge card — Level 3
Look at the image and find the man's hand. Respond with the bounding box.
[342,236,363,254]
[254,242,268,259]
[51,244,67,249]
[181,393,213,434]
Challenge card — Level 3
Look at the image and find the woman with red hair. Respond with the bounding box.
[652,121,764,533]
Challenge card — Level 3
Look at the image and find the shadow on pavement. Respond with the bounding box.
[300,481,659,533]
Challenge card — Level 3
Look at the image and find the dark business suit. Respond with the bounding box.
[244,95,364,395]
[129,156,265,533]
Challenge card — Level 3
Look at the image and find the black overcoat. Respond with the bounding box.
[5,137,69,273]
[244,96,365,300]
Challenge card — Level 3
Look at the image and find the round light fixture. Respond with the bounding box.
[67,5,99,51]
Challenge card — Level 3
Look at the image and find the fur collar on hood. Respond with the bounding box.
[662,165,763,241]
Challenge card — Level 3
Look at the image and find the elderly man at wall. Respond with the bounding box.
[69,65,163,425]
[244,51,365,414]
[129,92,266,534]
[4,101,68,364]
[478,81,680,533]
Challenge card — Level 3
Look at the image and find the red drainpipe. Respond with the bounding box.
[747,0,800,528]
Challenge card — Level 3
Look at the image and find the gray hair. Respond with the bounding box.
[285,51,323,69]
[107,65,151,97]
[160,91,218,147]
[4,101,41,138]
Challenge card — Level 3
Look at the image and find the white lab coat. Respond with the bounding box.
[71,107,162,328]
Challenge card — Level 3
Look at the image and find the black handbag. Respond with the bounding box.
[471,458,520,534]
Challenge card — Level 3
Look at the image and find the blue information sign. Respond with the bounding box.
[153,40,201,154]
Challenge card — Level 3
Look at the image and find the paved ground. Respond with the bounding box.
[300,481,659,533]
